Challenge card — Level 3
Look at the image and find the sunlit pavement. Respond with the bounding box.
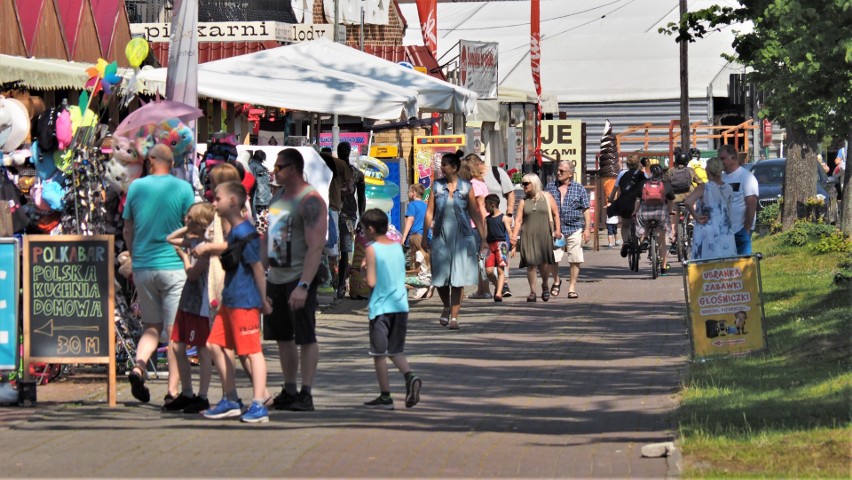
[1,236,688,478]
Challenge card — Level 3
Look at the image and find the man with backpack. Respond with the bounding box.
[633,164,676,274]
[607,154,646,255]
[667,151,703,250]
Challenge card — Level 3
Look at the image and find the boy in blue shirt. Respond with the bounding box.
[204,181,272,423]
[361,209,422,410]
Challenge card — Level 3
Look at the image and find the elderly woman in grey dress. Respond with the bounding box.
[424,151,488,330]
[511,174,561,302]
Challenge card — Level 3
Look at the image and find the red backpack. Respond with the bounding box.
[642,180,666,205]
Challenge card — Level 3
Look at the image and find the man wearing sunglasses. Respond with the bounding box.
[544,161,590,299]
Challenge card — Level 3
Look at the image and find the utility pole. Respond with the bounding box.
[679,0,690,152]
[332,0,340,150]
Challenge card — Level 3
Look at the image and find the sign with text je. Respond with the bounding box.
[540,119,583,176]
[24,236,115,363]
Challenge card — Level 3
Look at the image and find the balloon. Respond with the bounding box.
[125,38,149,68]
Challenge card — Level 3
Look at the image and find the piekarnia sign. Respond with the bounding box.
[131,21,342,44]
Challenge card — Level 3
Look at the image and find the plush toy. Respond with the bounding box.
[0,97,30,154]
[111,136,142,164]
[104,157,142,196]
[40,179,66,211]
[117,251,132,279]
[55,109,72,149]
[157,119,194,164]
[134,134,156,160]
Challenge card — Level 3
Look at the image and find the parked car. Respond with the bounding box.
[749,157,838,222]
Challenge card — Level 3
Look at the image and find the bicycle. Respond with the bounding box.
[674,203,692,262]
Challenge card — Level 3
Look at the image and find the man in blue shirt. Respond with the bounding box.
[545,161,590,299]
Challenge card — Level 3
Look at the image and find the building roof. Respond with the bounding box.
[399,0,748,103]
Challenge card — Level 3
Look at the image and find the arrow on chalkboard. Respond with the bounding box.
[34,319,100,337]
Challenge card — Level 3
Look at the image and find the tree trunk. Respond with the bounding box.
[842,133,851,238]
[781,139,818,231]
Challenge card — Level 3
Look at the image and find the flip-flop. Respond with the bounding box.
[567,291,579,299]
[550,281,562,297]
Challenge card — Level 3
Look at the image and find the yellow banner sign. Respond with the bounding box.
[540,119,583,176]
[685,256,767,358]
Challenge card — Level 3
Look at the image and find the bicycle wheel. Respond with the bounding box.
[676,220,686,262]
[629,242,639,271]
[650,235,659,279]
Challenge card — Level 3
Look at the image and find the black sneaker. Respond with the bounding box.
[182,395,210,414]
[272,390,297,410]
[363,395,395,410]
[501,284,512,298]
[620,244,629,257]
[161,393,194,412]
[290,391,315,411]
[405,376,422,408]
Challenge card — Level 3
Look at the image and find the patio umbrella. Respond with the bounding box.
[114,99,202,137]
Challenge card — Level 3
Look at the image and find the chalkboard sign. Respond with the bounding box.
[23,235,116,405]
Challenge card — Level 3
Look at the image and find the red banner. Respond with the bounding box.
[531,0,542,165]
[416,0,440,135]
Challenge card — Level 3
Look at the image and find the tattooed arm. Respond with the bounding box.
[289,191,328,310]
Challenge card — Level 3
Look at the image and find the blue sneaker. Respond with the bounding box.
[203,398,242,419]
[241,402,269,423]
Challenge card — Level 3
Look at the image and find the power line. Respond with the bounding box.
[438,0,628,31]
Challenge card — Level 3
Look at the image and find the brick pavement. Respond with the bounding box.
[0,241,689,478]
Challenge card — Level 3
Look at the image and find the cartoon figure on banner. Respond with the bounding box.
[357,155,399,213]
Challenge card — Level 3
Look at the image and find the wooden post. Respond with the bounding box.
[679,0,691,151]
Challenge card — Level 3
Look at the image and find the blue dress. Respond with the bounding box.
[429,179,479,288]
[691,181,737,260]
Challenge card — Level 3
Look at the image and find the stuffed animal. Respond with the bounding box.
[104,157,142,196]
[0,97,30,154]
[55,109,72,150]
[156,119,194,165]
[111,136,142,164]
[134,134,156,160]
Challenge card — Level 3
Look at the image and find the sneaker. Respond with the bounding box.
[271,390,297,410]
[203,398,242,419]
[290,391,315,411]
[405,376,422,408]
[363,395,395,410]
[620,244,629,258]
[240,402,269,423]
[615,240,622,246]
[607,243,615,248]
[501,284,512,298]
[467,292,492,299]
[161,393,194,413]
[640,239,650,251]
[182,395,210,414]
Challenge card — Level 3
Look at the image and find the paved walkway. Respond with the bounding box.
[1,241,689,478]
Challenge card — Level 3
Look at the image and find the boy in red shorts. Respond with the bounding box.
[163,202,216,413]
[484,194,512,301]
[204,181,272,423]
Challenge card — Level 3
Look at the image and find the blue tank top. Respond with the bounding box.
[485,213,508,243]
[367,242,409,320]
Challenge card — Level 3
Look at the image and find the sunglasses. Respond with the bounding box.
[521,181,531,187]
[273,163,292,172]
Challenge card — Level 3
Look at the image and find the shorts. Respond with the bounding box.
[606,223,618,235]
[207,306,262,356]
[339,215,355,255]
[324,209,340,257]
[734,227,752,255]
[369,312,408,356]
[673,191,690,205]
[553,229,584,264]
[408,233,423,253]
[263,278,318,345]
[134,269,186,331]
[170,310,211,348]
[484,240,507,268]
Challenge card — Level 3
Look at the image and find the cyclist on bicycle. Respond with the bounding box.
[667,151,703,253]
[634,164,676,274]
[687,147,708,184]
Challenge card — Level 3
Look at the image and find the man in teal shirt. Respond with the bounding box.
[122,144,195,404]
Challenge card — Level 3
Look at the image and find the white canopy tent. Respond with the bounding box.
[0,54,133,90]
[285,39,477,115]
[137,50,419,121]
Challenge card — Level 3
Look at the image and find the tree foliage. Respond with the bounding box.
[661,0,852,232]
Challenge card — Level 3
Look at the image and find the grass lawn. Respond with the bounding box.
[678,235,852,478]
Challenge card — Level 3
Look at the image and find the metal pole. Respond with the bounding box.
[679,0,690,151]
[332,0,341,150]
[360,1,365,51]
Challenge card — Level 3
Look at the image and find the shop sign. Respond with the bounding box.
[684,256,767,358]
[459,40,498,99]
[131,21,343,44]
[540,119,582,175]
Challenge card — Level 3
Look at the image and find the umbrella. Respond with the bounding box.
[114,99,202,137]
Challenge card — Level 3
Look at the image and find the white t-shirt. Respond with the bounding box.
[483,166,515,213]
[721,166,759,232]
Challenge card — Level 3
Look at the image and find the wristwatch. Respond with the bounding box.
[297,281,310,290]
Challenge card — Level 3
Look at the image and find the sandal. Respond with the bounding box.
[493,295,503,302]
[567,291,579,299]
[526,293,537,303]
[550,281,562,297]
[128,366,150,403]
[448,318,460,330]
[439,308,450,326]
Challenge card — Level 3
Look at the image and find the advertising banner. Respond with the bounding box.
[684,256,767,358]
[413,135,466,200]
[319,132,370,156]
[541,119,583,176]
[0,239,18,370]
[459,40,498,99]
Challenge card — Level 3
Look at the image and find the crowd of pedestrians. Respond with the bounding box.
[121,137,756,423]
